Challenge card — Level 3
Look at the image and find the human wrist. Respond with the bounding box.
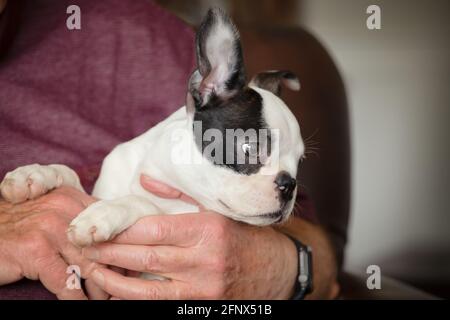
[276,230,299,299]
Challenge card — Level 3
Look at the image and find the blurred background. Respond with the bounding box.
[156,0,450,297]
[300,0,450,298]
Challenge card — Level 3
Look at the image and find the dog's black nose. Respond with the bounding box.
[275,171,297,201]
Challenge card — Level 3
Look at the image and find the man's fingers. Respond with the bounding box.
[85,266,124,300]
[38,254,87,300]
[59,239,101,278]
[113,213,205,246]
[0,260,22,286]
[82,243,194,275]
[140,175,199,206]
[90,268,189,300]
[140,175,182,198]
[85,278,109,300]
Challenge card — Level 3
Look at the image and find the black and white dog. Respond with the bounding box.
[0,9,304,248]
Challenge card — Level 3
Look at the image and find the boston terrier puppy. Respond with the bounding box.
[0,9,304,248]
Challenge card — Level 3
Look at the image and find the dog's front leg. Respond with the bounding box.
[0,164,84,203]
[67,195,161,247]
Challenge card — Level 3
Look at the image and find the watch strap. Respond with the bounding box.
[287,235,313,300]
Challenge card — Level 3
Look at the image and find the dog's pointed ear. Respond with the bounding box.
[249,71,300,97]
[188,8,246,109]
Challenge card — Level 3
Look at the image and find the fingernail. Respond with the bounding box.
[91,269,105,288]
[82,247,99,261]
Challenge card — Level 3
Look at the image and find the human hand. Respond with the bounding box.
[82,175,298,299]
[142,176,340,299]
[0,186,100,299]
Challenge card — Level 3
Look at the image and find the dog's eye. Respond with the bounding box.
[242,142,258,156]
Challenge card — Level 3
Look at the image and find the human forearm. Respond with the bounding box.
[277,216,340,299]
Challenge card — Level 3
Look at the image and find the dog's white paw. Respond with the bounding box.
[67,201,126,247]
[0,164,62,204]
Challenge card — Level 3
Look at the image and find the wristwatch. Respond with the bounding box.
[287,235,313,300]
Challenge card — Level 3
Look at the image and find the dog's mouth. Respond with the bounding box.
[218,198,291,225]
[254,198,294,224]
[253,211,284,222]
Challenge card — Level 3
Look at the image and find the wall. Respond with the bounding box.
[300,0,450,285]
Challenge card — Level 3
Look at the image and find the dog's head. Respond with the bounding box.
[185,9,304,226]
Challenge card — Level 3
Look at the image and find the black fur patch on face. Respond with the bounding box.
[193,88,271,175]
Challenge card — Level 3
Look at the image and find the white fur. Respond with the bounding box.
[0,87,303,247]
[0,9,304,248]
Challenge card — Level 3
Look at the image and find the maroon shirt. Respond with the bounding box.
[0,0,196,192]
[0,0,316,299]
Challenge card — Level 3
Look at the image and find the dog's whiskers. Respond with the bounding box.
[302,128,320,160]
[304,128,319,143]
